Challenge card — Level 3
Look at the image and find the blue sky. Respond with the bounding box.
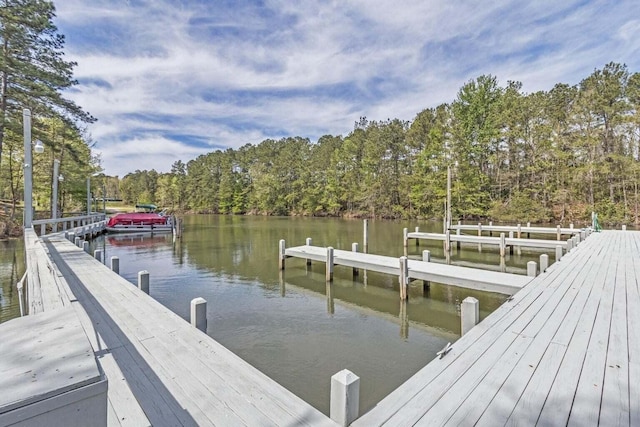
[55,0,640,177]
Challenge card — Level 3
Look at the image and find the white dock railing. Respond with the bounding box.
[32,212,106,236]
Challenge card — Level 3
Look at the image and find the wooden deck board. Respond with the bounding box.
[42,235,335,427]
[354,231,637,426]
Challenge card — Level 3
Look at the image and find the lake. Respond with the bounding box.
[1,215,546,415]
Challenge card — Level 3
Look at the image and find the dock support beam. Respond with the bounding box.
[190,297,207,333]
[279,239,286,270]
[326,247,334,282]
[138,270,149,294]
[540,254,549,273]
[461,297,479,336]
[500,233,506,257]
[527,261,537,277]
[330,369,360,427]
[399,256,408,300]
[111,256,120,274]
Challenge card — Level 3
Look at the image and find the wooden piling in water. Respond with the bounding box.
[477,223,482,252]
[540,254,549,273]
[83,241,89,254]
[500,233,506,257]
[403,228,408,248]
[399,256,408,300]
[138,270,149,294]
[326,247,334,282]
[363,219,368,253]
[330,369,360,427]
[190,297,207,333]
[279,239,286,270]
[556,225,561,241]
[352,243,359,276]
[456,221,461,250]
[422,250,431,290]
[527,261,537,277]
[94,249,103,263]
[461,297,479,336]
[111,256,120,274]
[509,231,514,255]
[555,246,563,262]
[306,238,312,266]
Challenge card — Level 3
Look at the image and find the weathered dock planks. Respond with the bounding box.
[352,230,638,426]
[283,243,532,295]
[40,234,335,427]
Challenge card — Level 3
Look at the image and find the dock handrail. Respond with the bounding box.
[32,212,106,236]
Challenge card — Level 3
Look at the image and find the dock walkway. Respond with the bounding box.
[6,230,335,426]
[283,244,532,295]
[353,230,638,426]
[406,232,569,250]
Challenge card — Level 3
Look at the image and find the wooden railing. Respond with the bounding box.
[32,212,106,236]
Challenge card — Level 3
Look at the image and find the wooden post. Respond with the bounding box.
[456,221,461,250]
[509,231,514,255]
[83,241,89,253]
[415,226,420,246]
[445,229,451,252]
[399,256,408,300]
[500,233,506,257]
[94,249,103,263]
[526,222,531,238]
[622,224,627,231]
[517,223,521,239]
[111,256,120,274]
[305,238,312,266]
[403,227,408,248]
[556,225,561,241]
[352,243,359,276]
[527,261,537,277]
[363,219,368,253]
[279,239,286,270]
[326,247,334,282]
[330,369,360,427]
[477,223,482,252]
[461,297,479,336]
[570,223,574,229]
[567,238,573,252]
[446,165,452,231]
[540,254,549,273]
[75,236,81,247]
[422,250,430,290]
[190,297,207,332]
[138,270,149,294]
[555,246,563,262]
[489,221,493,236]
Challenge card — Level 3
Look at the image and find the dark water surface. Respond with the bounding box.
[1,215,551,415]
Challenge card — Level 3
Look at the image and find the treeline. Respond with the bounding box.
[0,0,96,227]
[119,63,640,225]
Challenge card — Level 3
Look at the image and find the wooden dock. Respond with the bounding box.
[406,231,569,250]
[352,230,639,426]
[3,229,335,426]
[448,223,582,237]
[282,243,533,296]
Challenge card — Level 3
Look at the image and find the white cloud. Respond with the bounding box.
[55,0,640,177]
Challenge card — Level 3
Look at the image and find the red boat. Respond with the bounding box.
[106,204,173,233]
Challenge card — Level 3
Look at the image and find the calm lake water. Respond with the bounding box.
[0,215,550,415]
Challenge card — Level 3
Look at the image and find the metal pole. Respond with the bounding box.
[23,109,33,228]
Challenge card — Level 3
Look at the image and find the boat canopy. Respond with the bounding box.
[107,213,169,227]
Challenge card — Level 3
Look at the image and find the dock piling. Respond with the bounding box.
[567,238,573,252]
[477,223,482,252]
[138,270,150,294]
[93,249,103,263]
[363,219,368,253]
[279,239,286,270]
[555,246,563,262]
[461,297,479,335]
[509,231,514,255]
[556,225,561,241]
[75,236,81,247]
[110,256,120,274]
[403,228,408,248]
[351,243,359,276]
[445,230,451,252]
[330,369,360,427]
[527,261,537,277]
[306,238,312,266]
[500,233,506,257]
[540,254,549,273]
[415,227,420,246]
[326,247,334,282]
[422,250,431,290]
[190,297,207,333]
[456,221,461,250]
[622,224,627,231]
[83,241,89,254]
[399,256,408,300]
